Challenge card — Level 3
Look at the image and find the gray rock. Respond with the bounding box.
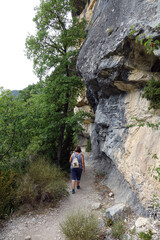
[91,202,102,210]
[25,236,31,240]
[135,217,151,233]
[105,203,126,220]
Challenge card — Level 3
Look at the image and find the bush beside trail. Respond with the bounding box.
[60,210,101,240]
[0,171,15,218]
[15,158,68,207]
[0,158,68,219]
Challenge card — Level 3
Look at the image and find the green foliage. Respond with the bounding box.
[128,117,160,130]
[138,230,153,240]
[25,0,87,165]
[0,0,88,166]
[151,165,160,182]
[150,194,160,208]
[142,77,160,109]
[144,39,160,54]
[60,210,100,240]
[129,227,136,235]
[0,171,15,218]
[111,219,126,240]
[129,25,136,35]
[0,87,20,161]
[105,216,114,227]
[86,137,92,152]
[25,0,86,78]
[147,152,160,183]
[15,158,68,207]
[129,24,160,54]
[0,0,88,217]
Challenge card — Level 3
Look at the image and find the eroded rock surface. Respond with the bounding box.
[77,0,160,213]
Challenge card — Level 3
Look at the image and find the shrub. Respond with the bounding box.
[138,230,153,240]
[86,137,92,152]
[15,174,38,206]
[142,77,160,109]
[105,216,114,227]
[111,219,126,240]
[15,158,68,207]
[0,171,15,218]
[60,210,100,240]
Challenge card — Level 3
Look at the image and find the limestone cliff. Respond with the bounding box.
[74,89,94,152]
[77,0,160,214]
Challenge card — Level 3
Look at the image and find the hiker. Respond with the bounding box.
[69,146,85,194]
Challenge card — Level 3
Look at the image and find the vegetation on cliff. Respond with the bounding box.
[130,24,160,110]
[142,77,160,110]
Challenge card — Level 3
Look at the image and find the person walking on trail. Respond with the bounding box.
[69,146,85,194]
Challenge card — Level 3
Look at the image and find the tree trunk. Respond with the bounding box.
[57,93,69,166]
[57,123,66,166]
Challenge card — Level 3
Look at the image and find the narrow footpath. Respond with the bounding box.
[0,153,105,240]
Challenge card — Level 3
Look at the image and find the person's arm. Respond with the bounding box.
[81,154,85,172]
[69,153,73,164]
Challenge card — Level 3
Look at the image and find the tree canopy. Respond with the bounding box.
[0,0,87,167]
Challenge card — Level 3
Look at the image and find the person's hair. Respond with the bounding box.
[75,146,81,153]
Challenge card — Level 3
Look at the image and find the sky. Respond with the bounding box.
[0,0,40,90]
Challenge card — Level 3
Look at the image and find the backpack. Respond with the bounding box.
[72,153,80,168]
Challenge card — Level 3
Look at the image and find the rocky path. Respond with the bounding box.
[1,154,160,240]
[0,154,105,240]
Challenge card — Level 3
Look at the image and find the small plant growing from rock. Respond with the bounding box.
[129,24,160,54]
[104,214,114,227]
[148,152,160,183]
[111,218,126,240]
[151,194,160,209]
[86,137,92,152]
[107,27,113,36]
[129,227,136,235]
[138,229,153,240]
[142,77,160,110]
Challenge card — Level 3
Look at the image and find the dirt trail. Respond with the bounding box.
[0,154,104,240]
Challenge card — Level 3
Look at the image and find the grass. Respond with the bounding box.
[111,218,126,240]
[0,171,15,218]
[138,230,153,240]
[60,210,101,240]
[15,158,68,208]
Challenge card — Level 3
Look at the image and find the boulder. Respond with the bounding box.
[135,217,151,233]
[25,236,31,240]
[105,203,127,220]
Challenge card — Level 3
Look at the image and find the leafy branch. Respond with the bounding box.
[129,24,160,54]
[127,117,160,130]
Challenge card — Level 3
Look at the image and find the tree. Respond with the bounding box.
[25,0,86,165]
[0,86,40,163]
[0,88,18,161]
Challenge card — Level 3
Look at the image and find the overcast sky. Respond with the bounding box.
[0,0,40,90]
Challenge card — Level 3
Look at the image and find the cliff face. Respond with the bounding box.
[74,90,94,152]
[77,0,160,213]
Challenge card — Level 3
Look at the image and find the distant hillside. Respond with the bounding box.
[12,90,19,97]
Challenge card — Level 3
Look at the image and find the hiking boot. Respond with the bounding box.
[77,186,80,189]
[72,189,75,194]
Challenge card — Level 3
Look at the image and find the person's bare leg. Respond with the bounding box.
[72,180,76,190]
[77,181,80,187]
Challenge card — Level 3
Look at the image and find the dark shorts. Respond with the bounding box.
[71,168,82,181]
